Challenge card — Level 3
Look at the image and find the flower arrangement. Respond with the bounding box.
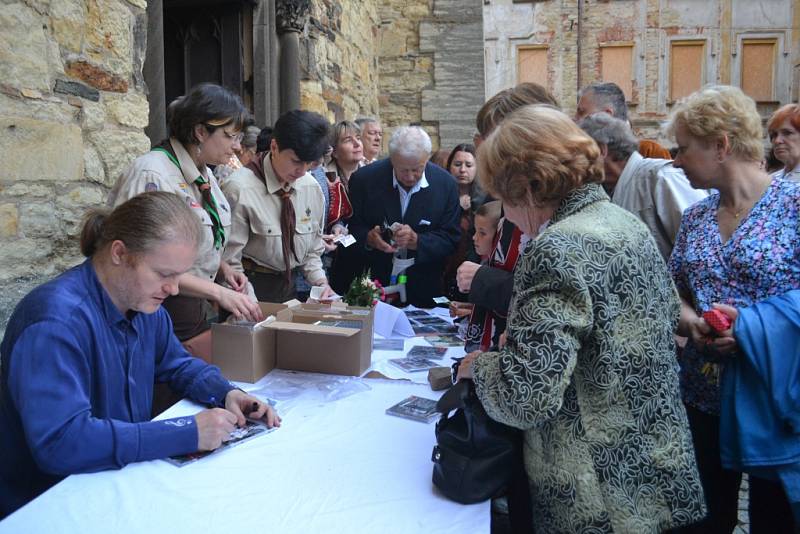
[344,270,384,307]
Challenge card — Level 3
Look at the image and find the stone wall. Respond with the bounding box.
[300,0,381,123]
[421,0,485,151]
[0,0,149,332]
[378,0,437,147]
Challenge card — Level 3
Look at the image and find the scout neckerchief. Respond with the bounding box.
[152,140,225,250]
[246,152,297,280]
[463,219,522,352]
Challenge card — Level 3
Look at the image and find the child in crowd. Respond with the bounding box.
[450,201,513,351]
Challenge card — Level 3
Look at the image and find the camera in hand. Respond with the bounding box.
[380,222,395,246]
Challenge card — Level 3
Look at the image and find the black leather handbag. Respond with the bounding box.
[431,379,523,504]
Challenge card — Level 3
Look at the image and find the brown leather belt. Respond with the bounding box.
[242,257,283,275]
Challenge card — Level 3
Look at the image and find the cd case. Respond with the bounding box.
[389,356,439,372]
[385,395,440,423]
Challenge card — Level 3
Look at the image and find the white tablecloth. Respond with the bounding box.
[0,310,485,534]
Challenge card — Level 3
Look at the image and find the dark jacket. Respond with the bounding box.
[347,158,461,306]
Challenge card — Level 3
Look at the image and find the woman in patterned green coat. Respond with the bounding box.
[457,105,706,532]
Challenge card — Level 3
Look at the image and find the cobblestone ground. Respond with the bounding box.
[735,474,750,534]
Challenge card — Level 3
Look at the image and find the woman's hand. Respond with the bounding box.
[704,303,739,355]
[321,234,338,252]
[217,286,264,322]
[449,301,473,318]
[218,261,248,293]
[456,351,482,381]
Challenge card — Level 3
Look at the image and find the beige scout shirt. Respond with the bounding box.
[107,138,232,281]
[221,153,326,284]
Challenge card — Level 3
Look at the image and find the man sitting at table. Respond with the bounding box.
[345,126,461,307]
[0,192,280,519]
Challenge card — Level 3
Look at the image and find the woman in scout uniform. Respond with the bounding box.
[221,110,334,303]
[108,83,263,362]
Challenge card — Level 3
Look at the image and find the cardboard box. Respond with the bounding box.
[211,301,375,381]
[210,302,287,383]
[272,302,374,376]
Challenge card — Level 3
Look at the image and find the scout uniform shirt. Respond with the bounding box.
[107,138,232,282]
[221,152,326,284]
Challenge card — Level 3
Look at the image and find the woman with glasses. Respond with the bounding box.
[108,83,263,363]
[214,125,262,184]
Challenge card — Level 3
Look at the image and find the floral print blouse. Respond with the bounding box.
[669,177,800,415]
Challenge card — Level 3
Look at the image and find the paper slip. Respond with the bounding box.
[373,300,415,338]
[333,234,356,247]
[432,296,450,304]
[309,285,342,301]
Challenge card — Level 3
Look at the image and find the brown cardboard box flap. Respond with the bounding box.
[268,321,359,337]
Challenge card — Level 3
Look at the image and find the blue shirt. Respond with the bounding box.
[392,171,429,217]
[0,260,234,518]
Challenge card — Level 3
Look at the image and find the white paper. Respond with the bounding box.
[338,234,356,247]
[373,300,415,338]
[309,286,342,301]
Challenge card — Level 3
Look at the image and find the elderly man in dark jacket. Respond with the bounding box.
[346,126,460,307]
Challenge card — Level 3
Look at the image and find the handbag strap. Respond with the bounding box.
[436,380,472,414]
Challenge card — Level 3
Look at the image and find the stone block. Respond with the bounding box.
[106,92,149,128]
[65,60,128,93]
[56,185,107,236]
[85,0,133,79]
[89,128,150,185]
[49,0,86,53]
[54,79,100,102]
[0,238,54,281]
[20,202,59,238]
[83,145,107,185]
[0,117,84,182]
[81,101,106,131]
[1,183,54,198]
[125,0,147,10]
[0,4,52,93]
[0,204,18,238]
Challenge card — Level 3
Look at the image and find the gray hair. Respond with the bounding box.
[355,117,379,128]
[388,126,432,159]
[241,125,261,150]
[579,82,628,122]
[578,112,638,162]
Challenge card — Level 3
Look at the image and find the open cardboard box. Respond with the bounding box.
[210,302,286,383]
[272,302,374,376]
[211,301,374,382]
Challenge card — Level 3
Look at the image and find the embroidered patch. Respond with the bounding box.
[305,207,311,217]
[145,182,159,192]
[165,418,193,427]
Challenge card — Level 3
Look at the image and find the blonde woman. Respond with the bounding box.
[667,86,800,533]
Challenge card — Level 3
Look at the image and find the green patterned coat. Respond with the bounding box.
[472,184,705,533]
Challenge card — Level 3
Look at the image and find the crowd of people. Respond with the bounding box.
[2,77,800,533]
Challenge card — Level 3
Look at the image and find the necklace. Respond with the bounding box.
[720,204,748,219]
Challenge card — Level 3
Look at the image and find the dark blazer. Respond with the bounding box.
[347,158,461,306]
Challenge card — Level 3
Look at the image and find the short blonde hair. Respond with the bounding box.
[664,85,764,162]
[478,105,603,206]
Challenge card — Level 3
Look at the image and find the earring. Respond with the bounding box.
[196,144,203,156]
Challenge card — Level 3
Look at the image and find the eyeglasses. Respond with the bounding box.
[223,130,244,143]
[204,123,244,143]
